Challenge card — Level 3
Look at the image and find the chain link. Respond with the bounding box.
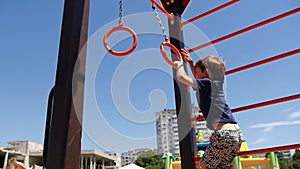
[152,4,168,41]
[119,0,123,26]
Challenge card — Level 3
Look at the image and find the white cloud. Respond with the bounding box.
[249,138,267,146]
[288,110,300,119]
[249,120,300,133]
[280,107,294,113]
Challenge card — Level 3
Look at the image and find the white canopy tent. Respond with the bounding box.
[119,163,145,169]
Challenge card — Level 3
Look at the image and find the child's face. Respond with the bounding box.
[194,67,209,79]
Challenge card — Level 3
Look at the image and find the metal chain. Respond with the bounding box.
[152,4,168,41]
[119,0,123,26]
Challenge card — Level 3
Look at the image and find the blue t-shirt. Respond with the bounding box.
[193,78,237,130]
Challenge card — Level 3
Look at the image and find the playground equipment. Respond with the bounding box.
[196,131,205,143]
[165,141,281,169]
[44,0,300,169]
[151,2,182,69]
[233,142,280,169]
[103,0,138,56]
[162,153,176,169]
[152,2,300,168]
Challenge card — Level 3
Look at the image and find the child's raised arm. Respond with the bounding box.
[181,48,196,78]
[174,59,194,87]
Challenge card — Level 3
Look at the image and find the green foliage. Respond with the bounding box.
[277,151,296,169]
[135,150,164,169]
[292,159,300,168]
[292,150,300,168]
[277,152,289,169]
[290,149,300,168]
[278,160,289,169]
[293,150,300,160]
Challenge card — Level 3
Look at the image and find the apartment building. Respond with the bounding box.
[156,108,180,158]
[121,148,152,167]
[155,105,212,158]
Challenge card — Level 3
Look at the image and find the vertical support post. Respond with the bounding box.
[233,156,238,169]
[85,157,88,169]
[43,0,90,169]
[93,156,97,169]
[233,156,242,169]
[24,142,29,168]
[90,156,93,169]
[81,156,83,169]
[168,7,196,169]
[275,153,280,168]
[3,152,9,169]
[269,152,278,169]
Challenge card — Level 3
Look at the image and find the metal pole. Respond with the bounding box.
[168,7,196,169]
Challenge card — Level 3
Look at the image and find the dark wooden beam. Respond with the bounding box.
[43,0,90,168]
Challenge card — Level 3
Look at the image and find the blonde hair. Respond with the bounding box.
[195,55,226,82]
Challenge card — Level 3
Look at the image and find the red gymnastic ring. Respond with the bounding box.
[103,26,138,56]
[160,41,182,68]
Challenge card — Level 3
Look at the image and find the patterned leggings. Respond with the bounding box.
[202,129,243,169]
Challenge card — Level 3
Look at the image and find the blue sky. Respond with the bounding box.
[1,0,300,154]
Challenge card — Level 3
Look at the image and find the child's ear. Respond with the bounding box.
[204,69,209,76]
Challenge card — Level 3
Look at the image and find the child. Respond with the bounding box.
[6,157,26,169]
[174,48,243,169]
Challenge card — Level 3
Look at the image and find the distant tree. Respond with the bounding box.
[293,150,300,160]
[277,152,290,169]
[135,150,164,169]
[292,150,300,168]
[278,160,289,169]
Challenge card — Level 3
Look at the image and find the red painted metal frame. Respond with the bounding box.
[151,0,300,161]
[196,94,300,121]
[193,144,300,161]
[149,0,174,21]
[226,48,300,75]
[232,94,300,113]
[188,7,300,53]
[182,0,240,26]
[175,1,300,162]
[238,143,300,156]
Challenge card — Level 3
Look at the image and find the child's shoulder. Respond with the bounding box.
[195,78,211,87]
[197,78,211,82]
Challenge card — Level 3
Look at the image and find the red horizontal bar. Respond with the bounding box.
[188,7,300,53]
[232,94,300,113]
[194,116,205,121]
[226,48,300,75]
[182,0,240,26]
[238,143,300,156]
[195,94,300,121]
[194,143,300,159]
[149,0,174,20]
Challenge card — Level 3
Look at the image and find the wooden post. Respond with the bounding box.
[43,0,90,168]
